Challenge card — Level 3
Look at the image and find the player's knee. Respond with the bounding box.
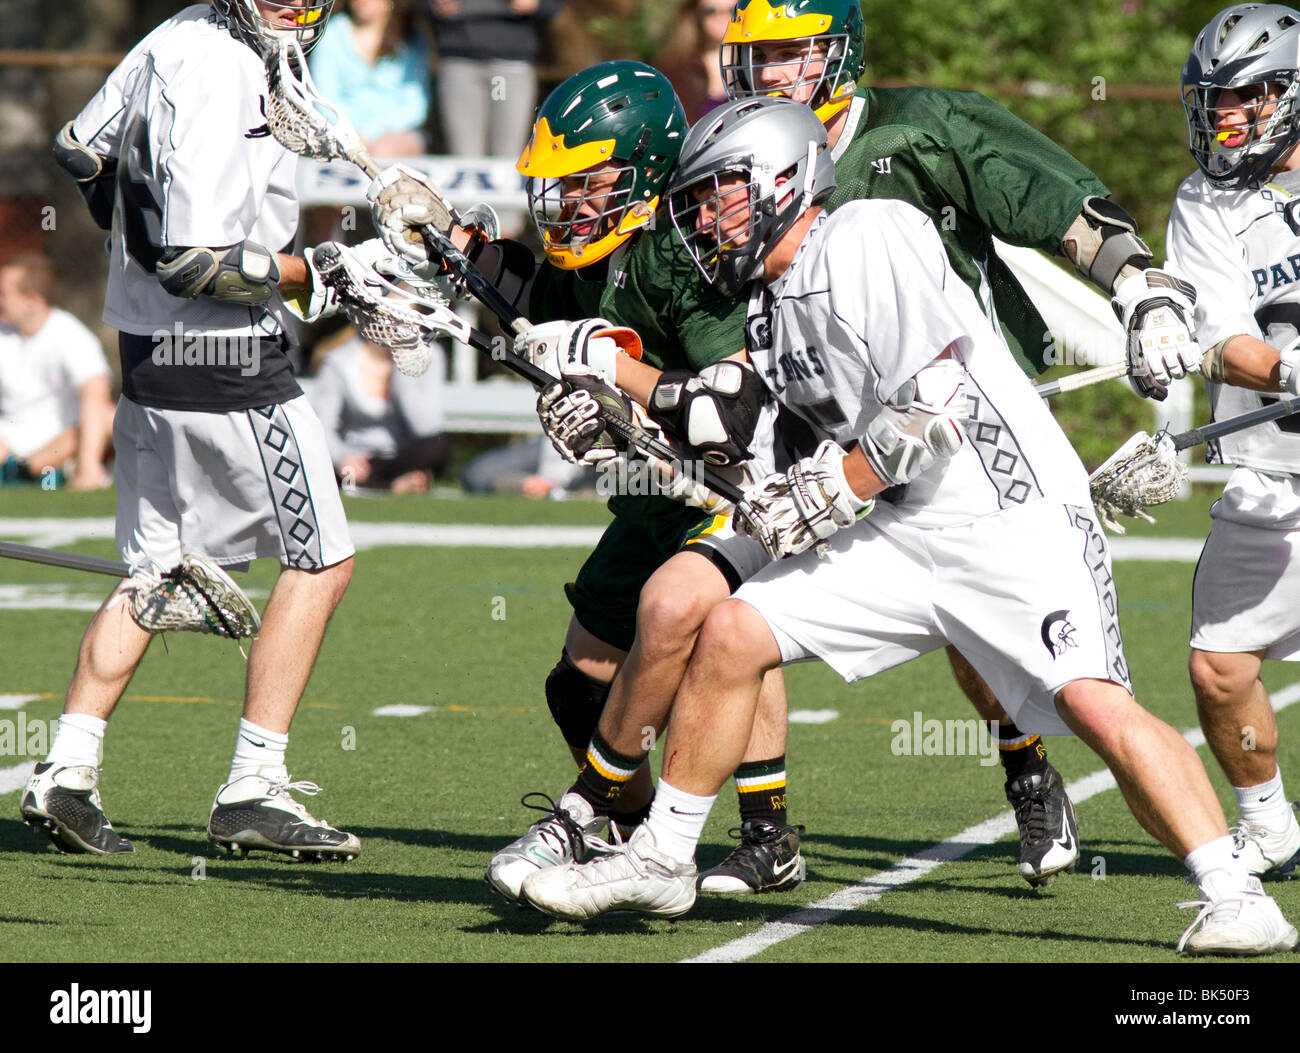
[636,579,714,651]
[545,650,612,750]
[1189,649,1250,709]
[697,598,773,674]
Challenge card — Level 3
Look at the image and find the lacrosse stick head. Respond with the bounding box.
[312,242,466,377]
[1089,430,1189,534]
[128,555,261,640]
[264,39,367,166]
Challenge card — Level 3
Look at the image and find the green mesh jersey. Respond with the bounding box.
[826,86,1109,376]
[527,225,746,527]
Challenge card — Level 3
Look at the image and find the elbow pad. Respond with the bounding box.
[1061,196,1153,295]
[156,241,280,305]
[649,360,767,467]
[862,358,969,486]
[53,121,117,231]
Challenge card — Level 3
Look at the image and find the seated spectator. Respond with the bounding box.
[309,329,453,494]
[461,435,597,498]
[310,0,432,158]
[0,253,114,489]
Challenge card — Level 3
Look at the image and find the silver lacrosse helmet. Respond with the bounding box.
[211,0,335,56]
[669,96,836,295]
[1183,4,1300,187]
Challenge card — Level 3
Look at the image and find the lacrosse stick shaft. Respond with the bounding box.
[0,540,128,578]
[1171,394,1300,451]
[1033,361,1128,398]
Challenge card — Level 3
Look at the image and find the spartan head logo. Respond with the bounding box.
[1040,609,1077,658]
[747,312,772,352]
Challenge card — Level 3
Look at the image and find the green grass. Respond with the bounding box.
[2,484,1298,965]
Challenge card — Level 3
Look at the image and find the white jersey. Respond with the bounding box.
[1167,169,1300,475]
[72,5,298,340]
[747,200,1090,529]
[0,310,108,457]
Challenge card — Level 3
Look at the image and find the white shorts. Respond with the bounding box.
[114,396,354,574]
[733,500,1131,736]
[1190,515,1300,660]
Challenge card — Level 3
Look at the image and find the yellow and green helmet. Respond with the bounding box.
[517,61,688,270]
[721,0,866,124]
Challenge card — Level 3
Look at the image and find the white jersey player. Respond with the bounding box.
[517,97,1297,957]
[1163,4,1300,878]
[22,1,369,862]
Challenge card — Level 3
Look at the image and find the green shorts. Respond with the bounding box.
[565,506,730,652]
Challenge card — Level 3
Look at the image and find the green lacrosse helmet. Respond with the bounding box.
[722,0,866,124]
[517,60,688,269]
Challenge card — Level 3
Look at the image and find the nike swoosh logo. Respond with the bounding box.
[240,735,268,748]
[1055,812,1075,853]
[771,855,801,878]
[669,807,705,816]
[1260,790,1279,803]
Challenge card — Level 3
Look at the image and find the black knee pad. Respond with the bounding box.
[545,650,612,750]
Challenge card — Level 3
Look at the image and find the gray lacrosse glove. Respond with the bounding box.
[367,163,457,266]
[537,376,632,466]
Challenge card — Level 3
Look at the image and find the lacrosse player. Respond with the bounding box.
[1154,4,1300,879]
[516,97,1299,957]
[23,0,370,861]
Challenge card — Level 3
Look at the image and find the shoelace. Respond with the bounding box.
[1175,898,1214,953]
[1008,780,1048,842]
[267,777,329,825]
[519,792,600,863]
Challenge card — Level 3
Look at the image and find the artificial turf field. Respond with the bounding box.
[2,484,1299,970]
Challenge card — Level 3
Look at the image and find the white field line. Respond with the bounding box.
[0,517,1203,559]
[683,681,1300,964]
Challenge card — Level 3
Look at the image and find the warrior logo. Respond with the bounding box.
[1040,609,1077,658]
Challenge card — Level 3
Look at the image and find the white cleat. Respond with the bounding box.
[207,771,359,862]
[520,824,696,922]
[1177,877,1298,956]
[485,791,605,903]
[1232,804,1300,877]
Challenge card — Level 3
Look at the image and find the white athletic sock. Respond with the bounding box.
[228,719,289,783]
[1185,835,1253,901]
[1234,768,1293,829]
[46,713,106,769]
[645,779,716,865]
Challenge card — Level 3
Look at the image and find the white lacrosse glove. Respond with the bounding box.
[514,318,642,383]
[286,237,391,323]
[367,163,458,266]
[1112,268,1201,401]
[537,375,634,466]
[735,440,872,560]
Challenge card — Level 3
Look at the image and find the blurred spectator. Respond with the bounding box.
[309,329,453,494]
[0,253,114,489]
[427,0,565,160]
[658,0,733,121]
[310,0,433,158]
[461,435,597,497]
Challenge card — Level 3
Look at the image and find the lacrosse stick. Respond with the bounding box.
[0,541,260,640]
[308,245,752,509]
[1033,360,1129,398]
[265,42,528,336]
[1090,394,1300,533]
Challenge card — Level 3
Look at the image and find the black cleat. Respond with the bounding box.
[20,762,134,854]
[208,773,359,862]
[697,820,806,894]
[1006,764,1078,887]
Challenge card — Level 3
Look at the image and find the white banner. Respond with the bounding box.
[295,156,528,209]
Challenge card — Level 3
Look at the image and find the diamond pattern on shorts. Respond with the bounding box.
[976,421,1001,445]
[280,490,307,515]
[273,457,300,485]
[263,424,289,453]
[966,383,1042,508]
[289,519,316,545]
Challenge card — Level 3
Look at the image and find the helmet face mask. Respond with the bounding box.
[212,0,335,56]
[668,96,836,295]
[517,61,688,269]
[720,0,866,124]
[1183,4,1300,187]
